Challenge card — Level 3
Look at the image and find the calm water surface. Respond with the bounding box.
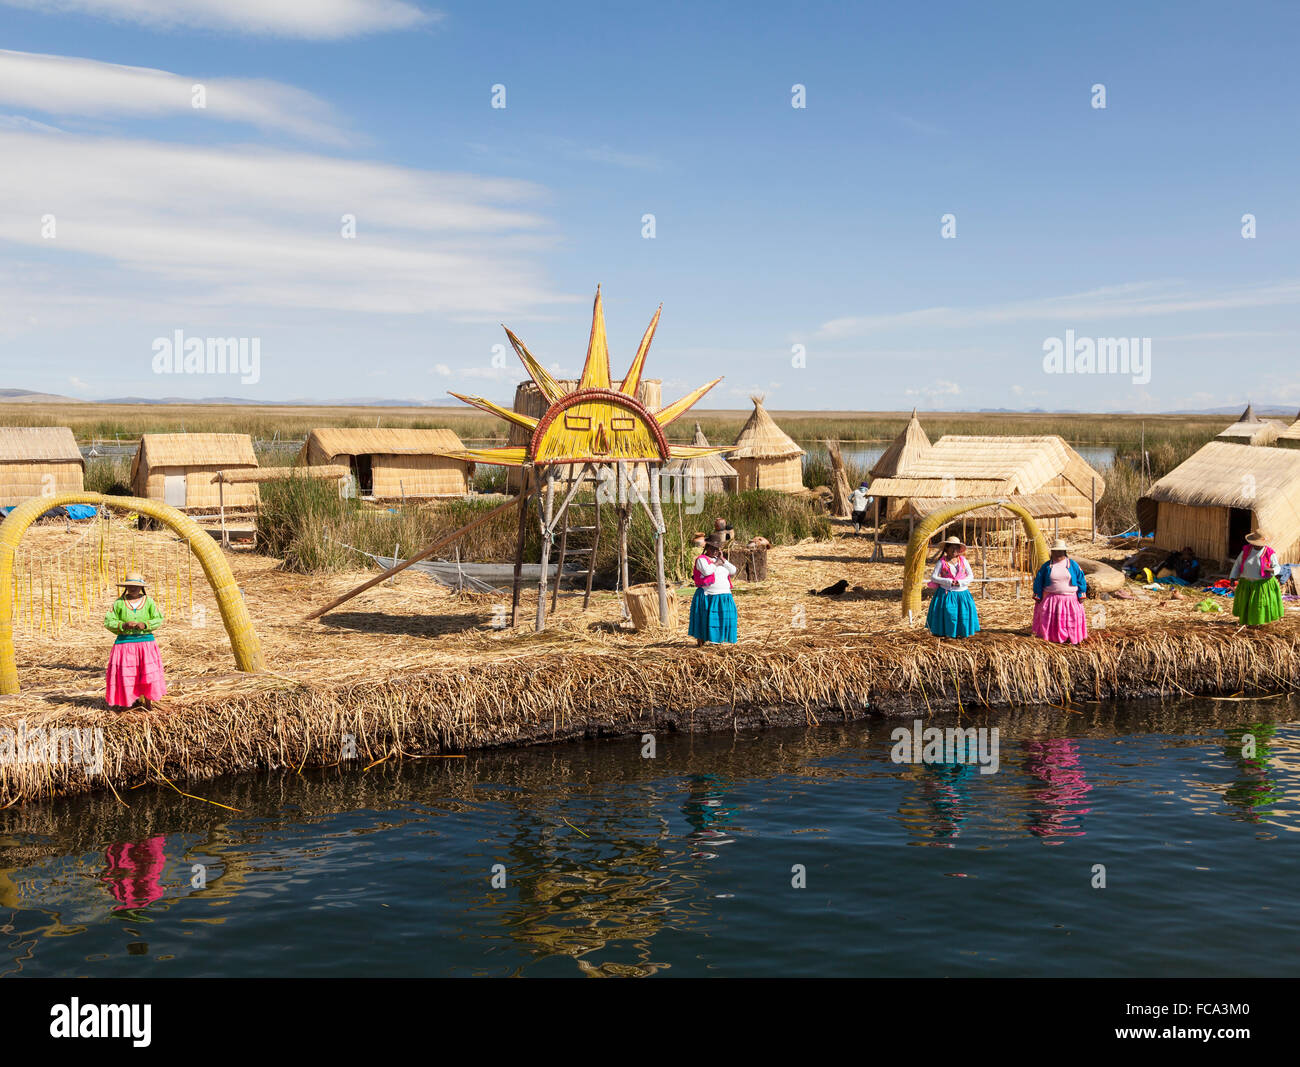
[2,699,1297,977]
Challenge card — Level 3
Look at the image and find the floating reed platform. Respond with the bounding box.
[3,623,1299,808]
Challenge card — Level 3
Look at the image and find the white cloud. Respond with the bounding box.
[0,129,565,321]
[0,50,346,143]
[0,112,63,132]
[906,379,960,400]
[0,0,434,39]
[817,280,1300,339]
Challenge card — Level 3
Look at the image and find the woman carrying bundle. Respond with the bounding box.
[927,536,980,638]
[104,572,167,710]
[1032,539,1089,644]
[1230,531,1284,627]
[689,534,738,647]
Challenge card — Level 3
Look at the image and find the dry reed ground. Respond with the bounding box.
[3,518,1298,805]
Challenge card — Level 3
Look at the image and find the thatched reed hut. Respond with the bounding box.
[506,378,662,491]
[870,408,931,480]
[0,426,84,506]
[1215,404,1289,446]
[662,423,737,497]
[298,428,469,499]
[868,435,1105,532]
[131,433,258,509]
[1138,440,1300,564]
[729,397,805,493]
[1274,414,1300,451]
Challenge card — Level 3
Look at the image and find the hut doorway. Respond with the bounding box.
[352,454,374,496]
[1228,507,1252,558]
[163,474,187,508]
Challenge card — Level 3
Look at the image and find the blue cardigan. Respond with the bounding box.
[1033,558,1088,599]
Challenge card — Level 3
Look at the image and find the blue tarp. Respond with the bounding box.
[0,504,100,521]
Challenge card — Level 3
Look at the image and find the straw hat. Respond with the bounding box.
[942,536,965,548]
[1245,531,1269,547]
[118,573,147,590]
[1050,539,1069,553]
[704,533,727,550]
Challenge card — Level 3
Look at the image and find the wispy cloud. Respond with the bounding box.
[0,50,347,144]
[0,129,564,321]
[817,280,1300,338]
[0,112,63,132]
[0,0,435,39]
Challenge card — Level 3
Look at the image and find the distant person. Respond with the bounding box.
[926,536,980,638]
[1032,540,1089,644]
[689,535,738,647]
[848,482,870,534]
[1229,532,1283,627]
[104,573,166,710]
[1157,546,1201,583]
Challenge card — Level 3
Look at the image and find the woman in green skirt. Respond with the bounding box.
[1229,531,1284,626]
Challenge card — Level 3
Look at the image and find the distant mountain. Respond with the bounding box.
[0,388,87,403]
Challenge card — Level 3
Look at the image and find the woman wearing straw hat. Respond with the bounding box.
[689,534,738,647]
[927,536,980,638]
[1032,540,1089,644]
[104,573,167,710]
[1229,532,1284,627]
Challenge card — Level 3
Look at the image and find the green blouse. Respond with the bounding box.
[105,596,164,643]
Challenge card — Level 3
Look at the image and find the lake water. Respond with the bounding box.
[2,698,1297,978]
[820,444,1117,473]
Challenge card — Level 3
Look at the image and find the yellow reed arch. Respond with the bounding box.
[901,498,1049,619]
[0,492,266,694]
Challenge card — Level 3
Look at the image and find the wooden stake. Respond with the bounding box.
[303,495,519,620]
[535,466,556,632]
[510,467,532,628]
[649,463,669,623]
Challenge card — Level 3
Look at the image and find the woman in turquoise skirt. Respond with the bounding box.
[1230,531,1284,626]
[688,535,738,646]
[926,536,980,638]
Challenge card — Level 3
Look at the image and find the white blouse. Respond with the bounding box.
[1230,546,1274,581]
[695,555,737,594]
[931,555,973,592]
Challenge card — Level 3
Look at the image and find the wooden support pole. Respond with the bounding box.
[1091,476,1097,542]
[303,495,520,621]
[649,463,669,624]
[617,462,631,600]
[219,478,227,547]
[535,466,556,632]
[510,467,533,628]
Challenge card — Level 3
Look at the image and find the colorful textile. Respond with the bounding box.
[105,639,167,707]
[101,837,168,910]
[1232,576,1283,626]
[1033,593,1089,643]
[104,596,164,644]
[926,587,980,638]
[692,554,716,588]
[694,554,737,594]
[689,588,738,643]
[1231,546,1276,581]
[1032,558,1088,599]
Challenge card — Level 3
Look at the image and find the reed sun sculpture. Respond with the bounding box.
[444,286,728,631]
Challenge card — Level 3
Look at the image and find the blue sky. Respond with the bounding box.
[1,0,1297,412]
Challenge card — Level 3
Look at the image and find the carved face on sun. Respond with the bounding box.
[445,287,727,469]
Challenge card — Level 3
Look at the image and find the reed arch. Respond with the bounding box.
[901,498,1050,619]
[0,492,266,694]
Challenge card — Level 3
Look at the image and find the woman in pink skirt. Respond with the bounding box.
[104,573,167,710]
[1031,540,1089,644]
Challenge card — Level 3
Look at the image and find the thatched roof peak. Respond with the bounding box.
[729,396,803,460]
[870,409,931,479]
[0,426,83,466]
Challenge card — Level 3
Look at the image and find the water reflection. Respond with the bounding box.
[1022,738,1091,840]
[0,697,1296,976]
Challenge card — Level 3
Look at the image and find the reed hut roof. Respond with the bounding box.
[868,435,1100,498]
[903,493,1077,521]
[0,426,83,466]
[302,427,465,458]
[1142,441,1300,543]
[1277,418,1300,447]
[870,408,931,479]
[1216,408,1288,444]
[663,424,738,478]
[729,396,804,460]
[134,433,257,469]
